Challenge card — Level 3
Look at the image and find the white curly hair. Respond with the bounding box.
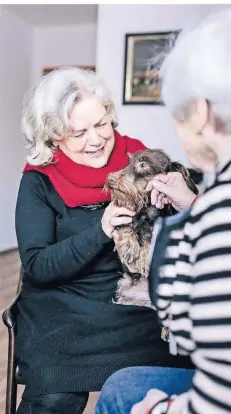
[160,7,231,134]
[21,66,118,165]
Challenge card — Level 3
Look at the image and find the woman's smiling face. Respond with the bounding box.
[56,94,115,168]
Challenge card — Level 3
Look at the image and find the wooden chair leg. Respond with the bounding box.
[5,326,17,414]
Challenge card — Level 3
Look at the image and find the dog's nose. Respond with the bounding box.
[139,161,148,169]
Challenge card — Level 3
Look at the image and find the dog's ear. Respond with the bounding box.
[170,161,199,195]
[127,152,133,159]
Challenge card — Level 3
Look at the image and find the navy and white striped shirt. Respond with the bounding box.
[152,159,231,413]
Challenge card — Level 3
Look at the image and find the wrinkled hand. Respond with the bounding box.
[101,202,135,238]
[131,389,168,414]
[146,172,196,212]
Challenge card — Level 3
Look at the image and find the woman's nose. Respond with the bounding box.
[88,128,101,145]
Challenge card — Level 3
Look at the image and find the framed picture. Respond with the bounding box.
[123,31,179,105]
[42,65,96,76]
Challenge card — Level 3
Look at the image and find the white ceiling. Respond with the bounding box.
[4,4,98,27]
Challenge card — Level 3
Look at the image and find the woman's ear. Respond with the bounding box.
[190,98,209,134]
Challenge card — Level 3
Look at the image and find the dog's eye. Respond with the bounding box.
[138,158,147,168]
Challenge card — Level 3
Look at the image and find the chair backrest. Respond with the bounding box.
[16,265,24,294]
[2,265,23,330]
[2,293,20,329]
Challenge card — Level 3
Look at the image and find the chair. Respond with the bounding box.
[2,266,25,414]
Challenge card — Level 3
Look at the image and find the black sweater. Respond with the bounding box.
[15,171,193,397]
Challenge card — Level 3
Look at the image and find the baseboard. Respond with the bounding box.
[0,247,18,256]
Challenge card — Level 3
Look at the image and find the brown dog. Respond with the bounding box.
[105,149,198,314]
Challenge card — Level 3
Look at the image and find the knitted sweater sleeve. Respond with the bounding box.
[15,171,111,285]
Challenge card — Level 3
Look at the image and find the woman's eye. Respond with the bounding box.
[96,122,107,128]
[73,131,85,139]
[73,122,107,138]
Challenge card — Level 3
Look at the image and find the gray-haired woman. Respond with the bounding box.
[95,8,231,414]
[15,67,195,413]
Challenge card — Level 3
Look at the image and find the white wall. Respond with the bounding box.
[97,4,230,165]
[32,23,97,83]
[0,20,97,252]
[0,9,33,251]
[1,5,229,252]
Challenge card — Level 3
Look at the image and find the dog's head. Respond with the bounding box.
[105,149,198,212]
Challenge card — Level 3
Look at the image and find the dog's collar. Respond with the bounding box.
[122,264,142,280]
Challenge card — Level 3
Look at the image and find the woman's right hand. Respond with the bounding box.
[101,202,135,238]
[146,172,196,212]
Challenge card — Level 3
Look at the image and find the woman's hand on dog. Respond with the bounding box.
[146,172,196,212]
[101,202,135,238]
[131,389,168,414]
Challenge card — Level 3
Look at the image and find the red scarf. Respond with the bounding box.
[23,130,147,207]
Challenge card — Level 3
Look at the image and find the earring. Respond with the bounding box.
[46,139,55,148]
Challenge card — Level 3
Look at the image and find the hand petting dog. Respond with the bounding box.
[146,171,197,211]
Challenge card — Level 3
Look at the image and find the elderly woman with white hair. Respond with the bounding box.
[95,8,231,414]
[15,67,196,414]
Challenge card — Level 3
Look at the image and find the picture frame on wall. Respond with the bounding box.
[42,65,96,76]
[123,31,179,105]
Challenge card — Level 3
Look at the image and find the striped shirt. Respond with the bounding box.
[151,160,231,414]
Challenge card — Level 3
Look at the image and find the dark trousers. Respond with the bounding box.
[17,392,89,414]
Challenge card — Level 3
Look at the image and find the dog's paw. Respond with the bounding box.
[137,241,150,277]
[161,327,170,342]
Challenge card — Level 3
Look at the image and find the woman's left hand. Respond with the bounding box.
[131,389,168,414]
